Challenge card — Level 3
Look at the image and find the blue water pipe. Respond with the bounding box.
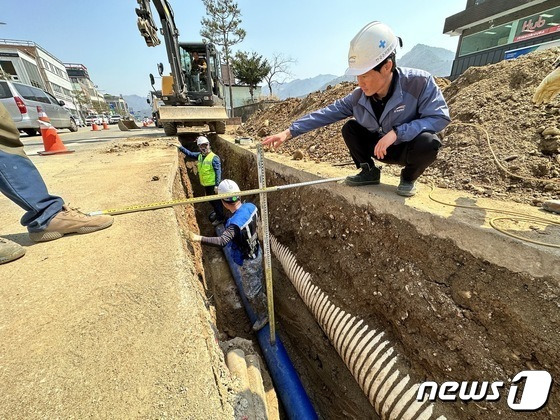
[218,227,317,420]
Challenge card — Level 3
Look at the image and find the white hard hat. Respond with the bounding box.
[345,21,399,76]
[196,136,210,146]
[218,179,241,202]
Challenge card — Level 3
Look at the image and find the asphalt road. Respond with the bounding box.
[21,125,167,155]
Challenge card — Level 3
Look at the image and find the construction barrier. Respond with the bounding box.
[36,108,74,156]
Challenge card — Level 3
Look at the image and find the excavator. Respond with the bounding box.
[135,0,228,136]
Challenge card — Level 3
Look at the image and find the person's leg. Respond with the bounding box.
[384,132,440,196]
[0,150,64,232]
[0,104,112,242]
[204,185,225,222]
[341,120,382,186]
[341,119,380,168]
[239,250,268,331]
[399,132,441,181]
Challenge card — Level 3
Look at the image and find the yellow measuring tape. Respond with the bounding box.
[87,176,346,216]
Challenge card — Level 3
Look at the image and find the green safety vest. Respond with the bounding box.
[197,152,217,186]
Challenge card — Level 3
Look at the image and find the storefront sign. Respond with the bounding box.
[514,8,560,42]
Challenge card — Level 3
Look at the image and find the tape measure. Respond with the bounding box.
[88,176,346,216]
[256,143,276,344]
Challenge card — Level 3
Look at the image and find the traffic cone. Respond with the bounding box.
[37,119,74,156]
[91,121,99,131]
[102,121,109,130]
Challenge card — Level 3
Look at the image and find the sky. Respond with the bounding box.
[1,0,467,97]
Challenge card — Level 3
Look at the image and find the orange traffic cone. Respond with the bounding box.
[102,121,109,130]
[91,121,99,131]
[37,119,74,156]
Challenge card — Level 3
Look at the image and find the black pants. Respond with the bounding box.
[204,185,225,220]
[341,120,441,181]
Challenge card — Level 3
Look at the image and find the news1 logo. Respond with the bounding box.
[417,371,553,411]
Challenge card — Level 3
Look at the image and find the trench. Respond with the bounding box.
[175,135,559,420]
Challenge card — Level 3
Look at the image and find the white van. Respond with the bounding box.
[0,80,78,136]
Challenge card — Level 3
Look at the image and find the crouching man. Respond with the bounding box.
[263,21,451,196]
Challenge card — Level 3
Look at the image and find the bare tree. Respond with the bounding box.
[263,53,296,98]
[200,0,246,116]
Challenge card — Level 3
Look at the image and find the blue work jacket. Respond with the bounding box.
[289,67,451,144]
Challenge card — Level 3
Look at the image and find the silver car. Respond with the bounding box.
[0,80,78,136]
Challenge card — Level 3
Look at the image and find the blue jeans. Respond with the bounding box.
[0,151,63,232]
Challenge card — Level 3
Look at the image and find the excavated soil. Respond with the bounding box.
[237,48,560,207]
[171,50,560,418]
[207,139,559,419]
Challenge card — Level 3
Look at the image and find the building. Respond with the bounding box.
[444,0,560,79]
[0,39,79,117]
[220,63,263,109]
[0,48,44,88]
[104,94,129,116]
[64,63,107,119]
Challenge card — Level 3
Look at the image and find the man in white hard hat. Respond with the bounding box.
[176,136,225,225]
[263,21,451,196]
[189,179,269,331]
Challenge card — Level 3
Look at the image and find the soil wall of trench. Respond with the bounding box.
[184,136,559,419]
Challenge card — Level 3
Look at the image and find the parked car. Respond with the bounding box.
[0,80,78,136]
[85,114,103,126]
[109,114,122,124]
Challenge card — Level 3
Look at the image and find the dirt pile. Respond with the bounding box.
[239,49,560,205]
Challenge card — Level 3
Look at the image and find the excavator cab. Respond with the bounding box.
[178,42,224,106]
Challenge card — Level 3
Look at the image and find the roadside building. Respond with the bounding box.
[64,63,107,120]
[220,63,263,109]
[0,39,79,118]
[104,94,129,117]
[444,0,560,79]
[0,48,44,88]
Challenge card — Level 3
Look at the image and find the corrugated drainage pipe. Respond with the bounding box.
[271,235,445,420]
[218,227,317,420]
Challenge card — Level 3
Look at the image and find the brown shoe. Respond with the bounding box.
[0,238,26,264]
[29,205,113,242]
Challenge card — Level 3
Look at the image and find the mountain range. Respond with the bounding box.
[263,44,455,100]
[123,44,455,108]
[122,94,152,117]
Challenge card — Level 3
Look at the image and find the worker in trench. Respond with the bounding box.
[0,102,113,265]
[176,136,226,225]
[188,179,269,332]
[263,21,451,197]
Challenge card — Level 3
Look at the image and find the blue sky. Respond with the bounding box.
[1,0,466,97]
